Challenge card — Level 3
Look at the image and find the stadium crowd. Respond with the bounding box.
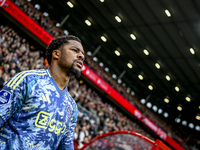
[1,0,192,149]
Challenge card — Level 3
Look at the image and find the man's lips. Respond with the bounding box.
[76,61,83,68]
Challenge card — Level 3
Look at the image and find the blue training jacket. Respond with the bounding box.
[0,69,78,150]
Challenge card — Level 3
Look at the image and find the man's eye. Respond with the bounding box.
[72,49,77,52]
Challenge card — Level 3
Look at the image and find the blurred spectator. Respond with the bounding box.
[0,72,8,89]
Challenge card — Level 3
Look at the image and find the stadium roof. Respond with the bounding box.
[30,0,200,147]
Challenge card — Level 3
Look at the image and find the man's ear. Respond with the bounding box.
[52,49,60,60]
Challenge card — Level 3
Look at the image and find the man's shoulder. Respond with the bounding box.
[18,69,48,80]
[21,69,47,76]
[5,69,48,90]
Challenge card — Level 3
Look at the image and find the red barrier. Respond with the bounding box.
[152,139,172,150]
[1,0,54,45]
[80,131,171,150]
[1,1,184,149]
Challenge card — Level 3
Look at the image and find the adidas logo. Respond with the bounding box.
[39,94,51,103]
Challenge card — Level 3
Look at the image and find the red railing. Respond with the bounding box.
[80,131,171,150]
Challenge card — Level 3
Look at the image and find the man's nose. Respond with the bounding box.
[78,52,84,61]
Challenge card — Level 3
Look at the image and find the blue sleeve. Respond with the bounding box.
[0,72,27,127]
[57,106,78,150]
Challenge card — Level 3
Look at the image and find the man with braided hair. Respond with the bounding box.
[0,35,85,149]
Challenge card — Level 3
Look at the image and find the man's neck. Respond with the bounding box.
[49,66,70,90]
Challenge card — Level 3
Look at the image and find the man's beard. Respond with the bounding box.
[69,60,82,79]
